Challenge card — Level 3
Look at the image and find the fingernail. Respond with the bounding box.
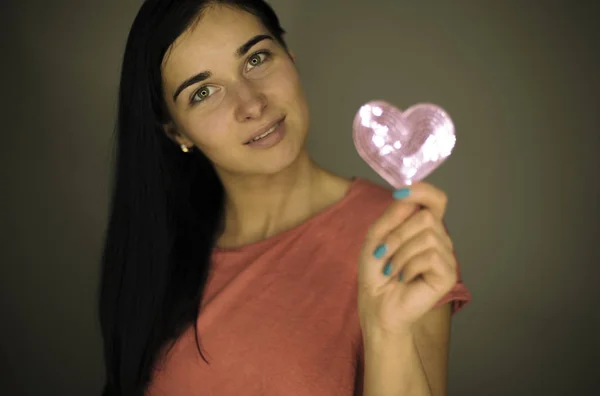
[373,244,388,259]
[393,188,411,200]
[383,262,392,276]
[398,271,404,282]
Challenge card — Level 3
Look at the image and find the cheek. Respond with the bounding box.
[263,61,303,103]
[182,109,233,151]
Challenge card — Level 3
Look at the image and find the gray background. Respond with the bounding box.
[2,0,599,395]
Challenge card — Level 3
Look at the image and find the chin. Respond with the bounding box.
[250,134,307,176]
[261,146,305,175]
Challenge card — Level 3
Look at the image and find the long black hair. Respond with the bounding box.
[99,1,288,395]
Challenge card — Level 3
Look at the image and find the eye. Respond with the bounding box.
[245,50,271,72]
[191,85,218,104]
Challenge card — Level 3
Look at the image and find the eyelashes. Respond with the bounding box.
[244,50,271,72]
[191,85,218,104]
[190,49,273,105]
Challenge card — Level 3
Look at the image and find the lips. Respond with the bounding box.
[244,116,286,144]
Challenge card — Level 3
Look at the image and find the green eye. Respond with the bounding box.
[250,54,263,65]
[246,51,271,71]
[192,86,216,103]
[198,88,209,98]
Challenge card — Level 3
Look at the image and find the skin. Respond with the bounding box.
[359,183,455,396]
[160,5,456,396]
[161,5,350,248]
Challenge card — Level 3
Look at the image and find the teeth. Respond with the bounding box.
[250,123,278,142]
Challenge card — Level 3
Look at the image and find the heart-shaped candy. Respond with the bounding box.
[352,100,456,188]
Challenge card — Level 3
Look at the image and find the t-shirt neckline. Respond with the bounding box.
[212,177,365,255]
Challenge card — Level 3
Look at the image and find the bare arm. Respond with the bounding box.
[362,303,451,396]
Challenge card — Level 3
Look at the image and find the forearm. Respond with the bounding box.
[362,329,432,396]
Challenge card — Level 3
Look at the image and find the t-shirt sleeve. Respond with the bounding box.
[434,222,472,314]
[433,252,472,314]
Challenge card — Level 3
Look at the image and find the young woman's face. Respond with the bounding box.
[161,5,310,176]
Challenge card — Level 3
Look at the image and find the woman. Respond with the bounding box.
[99,0,471,395]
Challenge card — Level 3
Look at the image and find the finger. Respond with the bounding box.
[400,249,457,291]
[363,199,420,254]
[365,209,453,283]
[391,209,454,251]
[373,210,453,265]
[392,182,448,219]
[384,229,454,279]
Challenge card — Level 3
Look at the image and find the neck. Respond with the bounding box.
[215,150,350,248]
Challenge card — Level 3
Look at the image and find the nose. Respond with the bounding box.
[233,80,267,122]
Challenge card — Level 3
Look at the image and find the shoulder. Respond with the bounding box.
[344,177,396,215]
[349,178,395,202]
[323,177,396,234]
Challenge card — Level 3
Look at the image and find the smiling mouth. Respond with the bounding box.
[244,117,285,144]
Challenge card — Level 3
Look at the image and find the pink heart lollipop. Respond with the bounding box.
[352,100,456,188]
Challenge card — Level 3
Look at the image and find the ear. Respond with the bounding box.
[163,122,194,148]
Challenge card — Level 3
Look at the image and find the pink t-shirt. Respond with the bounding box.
[148,178,471,396]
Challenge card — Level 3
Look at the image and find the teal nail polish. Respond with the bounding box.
[393,188,411,200]
[383,262,392,276]
[373,244,388,259]
[398,271,404,282]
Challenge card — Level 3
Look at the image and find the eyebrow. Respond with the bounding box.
[172,34,274,102]
[236,34,273,57]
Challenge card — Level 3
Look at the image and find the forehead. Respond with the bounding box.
[162,6,268,86]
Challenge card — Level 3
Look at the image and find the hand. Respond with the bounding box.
[357,182,458,337]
